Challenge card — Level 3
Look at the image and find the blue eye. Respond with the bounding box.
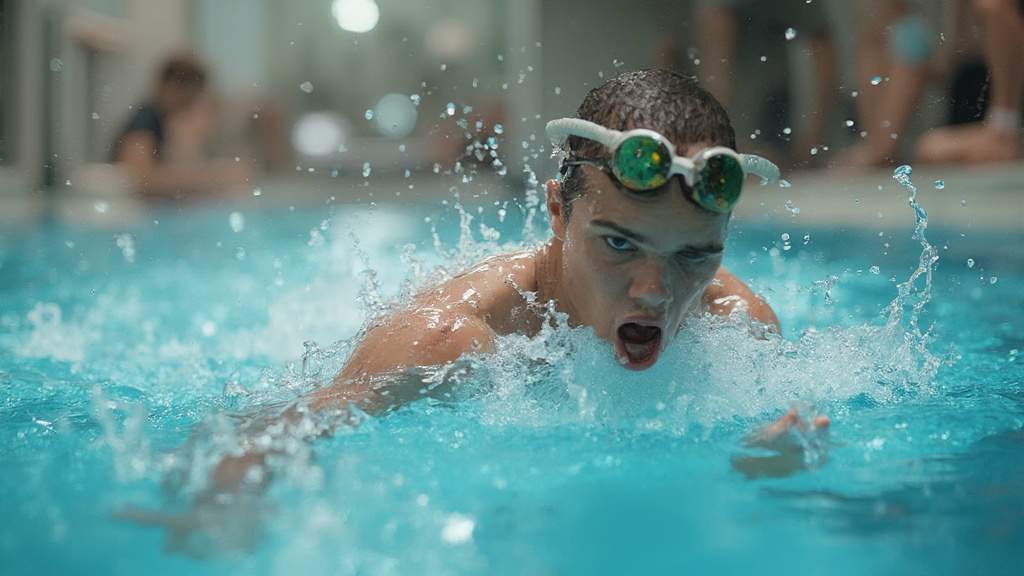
[604,236,635,251]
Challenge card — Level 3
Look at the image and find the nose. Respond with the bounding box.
[628,258,672,308]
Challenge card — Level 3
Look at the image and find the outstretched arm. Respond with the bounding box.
[210,306,497,492]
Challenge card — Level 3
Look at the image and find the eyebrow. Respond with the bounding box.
[590,218,725,254]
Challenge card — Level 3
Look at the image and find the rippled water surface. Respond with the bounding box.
[1,175,1021,575]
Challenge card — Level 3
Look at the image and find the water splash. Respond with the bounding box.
[865,165,943,387]
[887,167,939,332]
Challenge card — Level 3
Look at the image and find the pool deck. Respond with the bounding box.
[734,162,1024,233]
[1,161,1022,234]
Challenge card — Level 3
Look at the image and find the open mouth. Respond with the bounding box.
[615,322,663,370]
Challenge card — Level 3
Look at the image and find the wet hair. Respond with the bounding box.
[159,55,207,89]
[557,68,736,220]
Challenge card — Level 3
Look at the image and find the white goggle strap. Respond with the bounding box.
[545,118,618,148]
[739,154,780,184]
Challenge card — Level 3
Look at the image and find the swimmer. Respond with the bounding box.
[123,70,830,553]
[210,68,829,491]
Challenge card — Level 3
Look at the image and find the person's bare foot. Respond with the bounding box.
[915,122,1023,164]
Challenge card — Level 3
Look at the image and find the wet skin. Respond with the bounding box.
[544,161,730,370]
[322,144,780,394]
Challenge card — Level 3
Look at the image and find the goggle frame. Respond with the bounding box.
[546,118,779,213]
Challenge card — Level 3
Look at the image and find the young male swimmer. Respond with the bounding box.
[208,68,830,490]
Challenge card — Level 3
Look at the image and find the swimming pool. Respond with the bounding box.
[1,167,1021,575]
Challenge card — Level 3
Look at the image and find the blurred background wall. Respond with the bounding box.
[1,0,952,206]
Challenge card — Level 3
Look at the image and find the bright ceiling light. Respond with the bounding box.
[332,0,380,33]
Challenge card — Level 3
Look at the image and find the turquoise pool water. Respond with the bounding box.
[1,169,1021,575]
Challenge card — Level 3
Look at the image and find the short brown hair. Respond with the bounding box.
[159,55,207,89]
[558,69,735,220]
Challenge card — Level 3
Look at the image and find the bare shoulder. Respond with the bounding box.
[446,249,540,333]
[703,267,780,332]
[335,249,540,382]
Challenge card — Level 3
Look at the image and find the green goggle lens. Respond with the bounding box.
[612,136,672,190]
[694,154,744,213]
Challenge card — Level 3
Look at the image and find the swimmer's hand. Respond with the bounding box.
[731,403,831,480]
[116,489,270,558]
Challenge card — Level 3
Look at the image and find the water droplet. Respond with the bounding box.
[870,76,882,85]
[115,233,136,263]
[959,199,967,207]
[229,211,245,233]
[365,109,374,120]
[49,58,63,71]
[967,258,975,268]
[779,179,792,188]
[252,186,262,197]
[299,81,313,93]
[785,27,797,40]
[201,321,217,337]
[446,102,456,116]
[845,119,855,127]
[894,164,912,181]
[989,276,998,284]
[782,127,792,135]
[234,246,247,261]
[441,513,475,545]
[93,201,109,213]
[934,180,945,189]
[870,265,880,274]
[362,162,371,177]
[760,55,767,62]
[494,124,504,135]
[91,112,100,120]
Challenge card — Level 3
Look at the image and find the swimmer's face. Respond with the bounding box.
[547,151,728,370]
[160,81,204,114]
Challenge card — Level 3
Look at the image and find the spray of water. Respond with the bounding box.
[54,101,952,560]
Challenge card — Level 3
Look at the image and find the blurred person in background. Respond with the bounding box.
[110,54,252,201]
[695,0,840,170]
[914,0,1024,164]
[839,0,1023,168]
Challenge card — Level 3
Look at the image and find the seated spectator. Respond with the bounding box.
[915,0,1023,164]
[111,54,251,201]
[695,0,839,170]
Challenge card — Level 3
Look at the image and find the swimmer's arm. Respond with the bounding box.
[704,267,781,333]
[208,310,496,491]
[341,310,495,381]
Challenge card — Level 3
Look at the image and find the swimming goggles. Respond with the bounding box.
[546,118,779,213]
